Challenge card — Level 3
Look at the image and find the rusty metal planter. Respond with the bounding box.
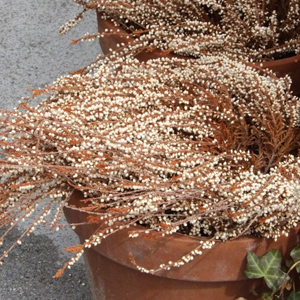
[64,190,300,300]
[96,14,300,95]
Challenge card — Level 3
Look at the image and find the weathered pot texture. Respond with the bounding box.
[64,190,300,300]
[96,14,300,95]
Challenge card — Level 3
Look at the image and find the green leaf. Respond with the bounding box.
[244,250,287,291]
[286,258,294,269]
[261,292,273,300]
[287,291,300,300]
[290,247,300,273]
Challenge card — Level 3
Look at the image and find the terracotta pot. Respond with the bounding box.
[96,13,300,95]
[64,190,300,300]
[96,14,133,56]
[260,55,300,95]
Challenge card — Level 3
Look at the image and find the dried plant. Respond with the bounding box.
[65,0,300,61]
[0,0,300,278]
[1,50,300,275]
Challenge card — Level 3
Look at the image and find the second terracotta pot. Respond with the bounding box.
[96,14,300,95]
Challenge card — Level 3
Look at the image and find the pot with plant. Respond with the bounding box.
[1,48,300,300]
[64,0,300,94]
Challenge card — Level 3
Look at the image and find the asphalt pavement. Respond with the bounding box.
[0,1,102,299]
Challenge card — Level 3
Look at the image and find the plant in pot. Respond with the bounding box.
[65,0,300,94]
[1,48,300,299]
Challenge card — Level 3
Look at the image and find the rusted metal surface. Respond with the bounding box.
[64,190,300,300]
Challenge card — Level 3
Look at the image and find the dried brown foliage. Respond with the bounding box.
[1,51,300,273]
[0,0,300,275]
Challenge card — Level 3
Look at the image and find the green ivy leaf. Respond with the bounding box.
[286,258,294,269]
[287,291,300,300]
[290,247,300,273]
[244,250,287,291]
[261,292,273,300]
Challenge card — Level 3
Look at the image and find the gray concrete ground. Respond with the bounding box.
[0,0,102,299]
